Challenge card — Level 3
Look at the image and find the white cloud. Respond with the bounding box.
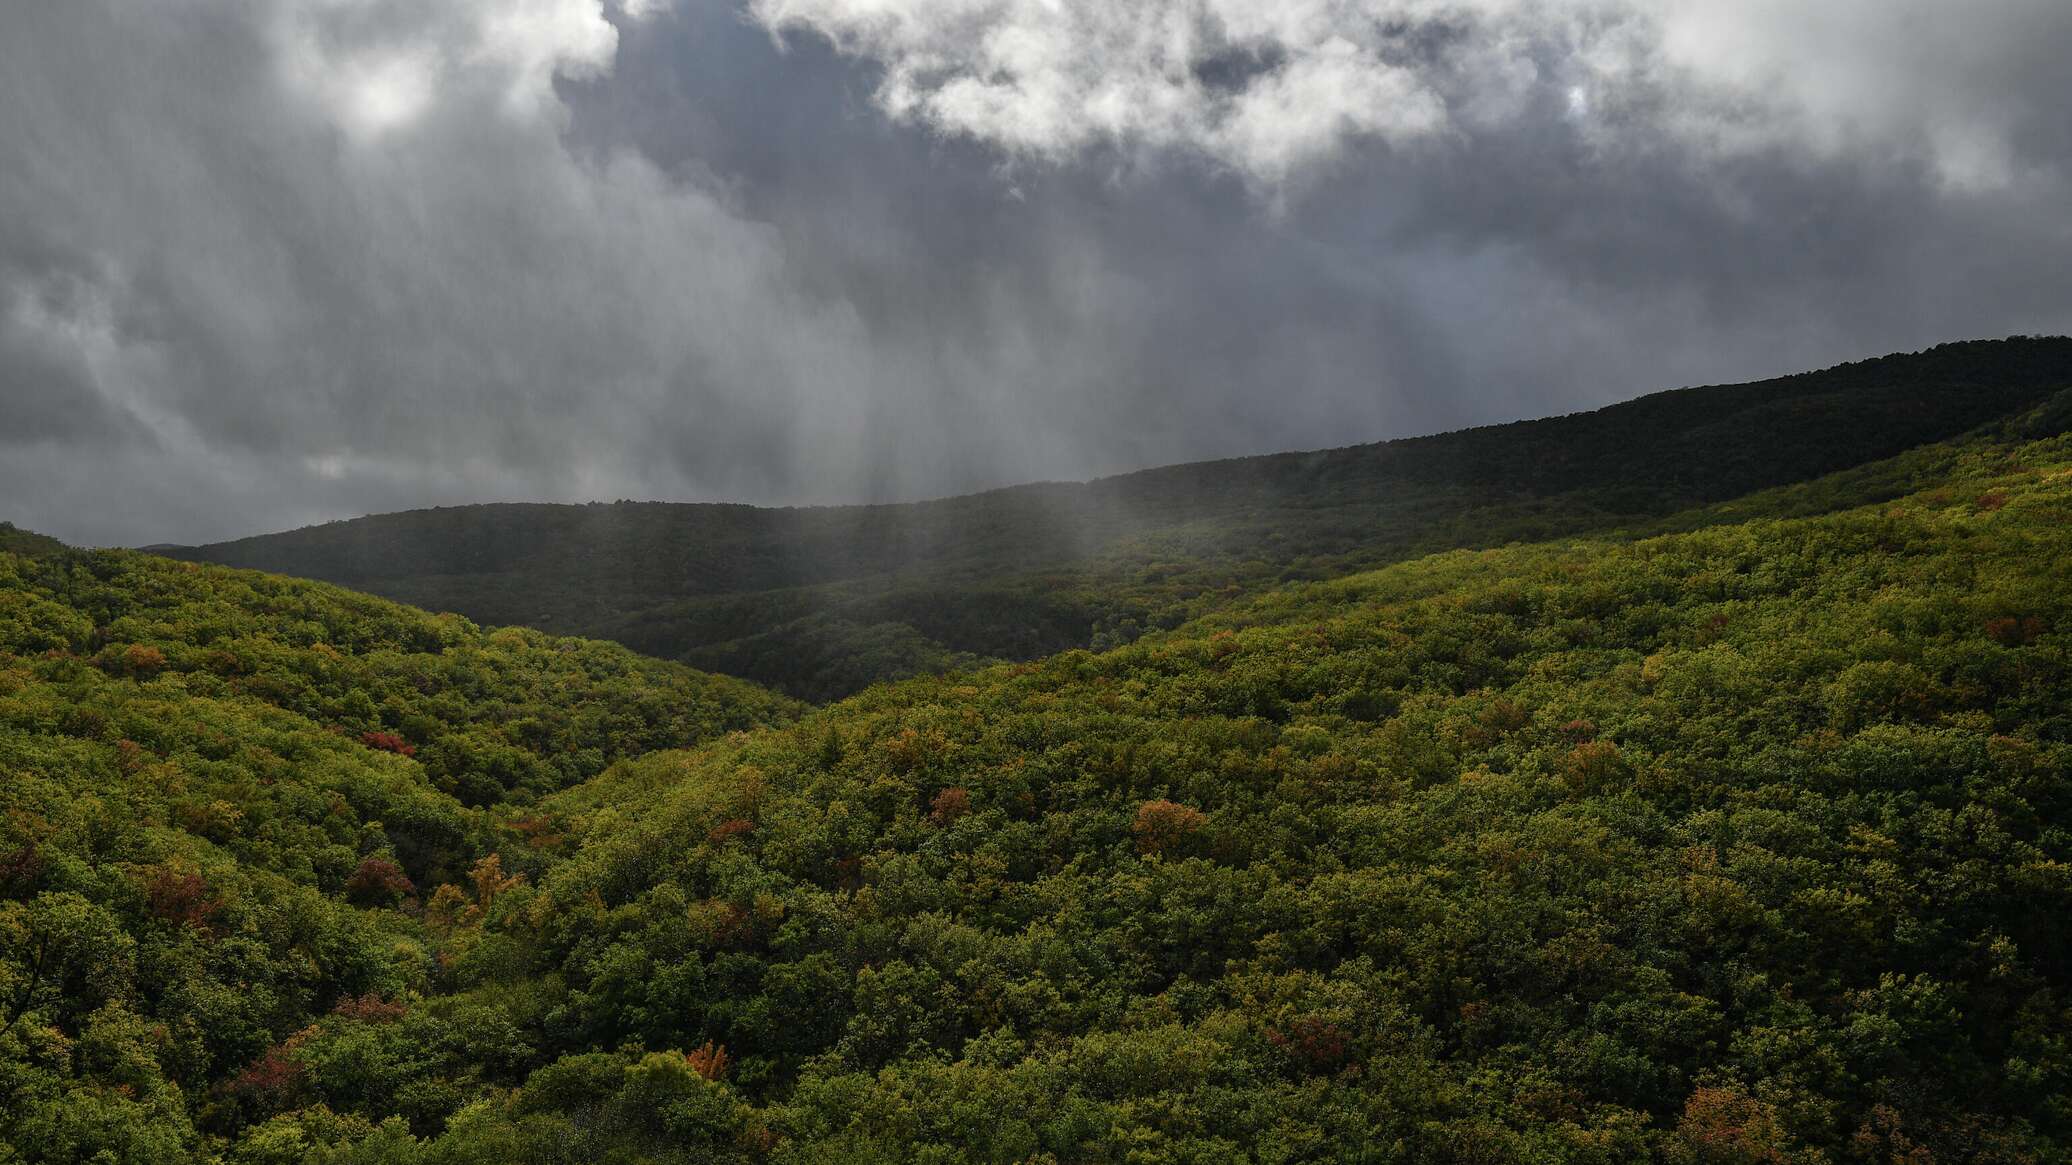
[751,0,2072,188]
[749,0,1491,181]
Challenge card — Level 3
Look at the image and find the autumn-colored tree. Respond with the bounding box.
[224,1029,317,1115]
[359,730,417,757]
[685,1041,732,1082]
[1984,614,2045,646]
[1267,1018,1353,1075]
[1561,739,1631,793]
[1132,799,1208,856]
[142,865,222,931]
[509,811,568,851]
[1676,1086,1797,1164]
[119,644,165,678]
[469,853,524,908]
[424,882,471,931]
[928,786,971,826]
[0,839,43,895]
[707,817,754,845]
[344,855,414,906]
[331,993,409,1023]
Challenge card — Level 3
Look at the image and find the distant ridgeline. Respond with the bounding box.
[169,337,2072,699]
[5,359,2072,1161]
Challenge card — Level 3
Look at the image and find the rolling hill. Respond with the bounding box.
[5,378,2070,1162]
[168,337,2072,699]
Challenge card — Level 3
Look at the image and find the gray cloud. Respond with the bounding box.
[1,0,2069,547]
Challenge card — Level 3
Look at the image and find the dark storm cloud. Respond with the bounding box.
[1,0,2069,547]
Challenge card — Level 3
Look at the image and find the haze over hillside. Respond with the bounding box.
[171,338,2072,699]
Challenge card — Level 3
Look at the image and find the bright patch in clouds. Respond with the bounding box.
[272,0,620,138]
[750,0,2071,188]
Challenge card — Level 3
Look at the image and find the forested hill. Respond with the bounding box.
[7,386,2070,1162]
[169,337,2072,699]
[0,549,800,808]
[0,522,65,557]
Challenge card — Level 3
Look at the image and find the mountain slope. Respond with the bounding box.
[438,418,2072,1162]
[12,410,2069,1162]
[170,337,2072,699]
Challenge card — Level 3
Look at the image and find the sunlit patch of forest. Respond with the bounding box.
[4,357,2072,1162]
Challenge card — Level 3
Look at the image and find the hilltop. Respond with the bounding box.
[0,522,66,557]
[168,337,2072,699]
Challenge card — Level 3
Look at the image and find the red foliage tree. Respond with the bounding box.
[143,865,223,931]
[359,730,417,757]
[224,1030,316,1114]
[345,855,415,905]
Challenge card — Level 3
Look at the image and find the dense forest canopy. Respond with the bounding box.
[3,348,2071,1161]
[169,338,2072,700]
[0,525,65,559]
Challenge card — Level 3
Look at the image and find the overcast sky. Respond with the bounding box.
[5,0,2071,547]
